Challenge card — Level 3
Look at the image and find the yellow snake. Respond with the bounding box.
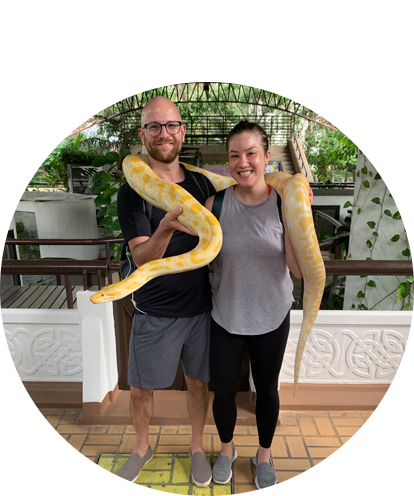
[90,154,326,392]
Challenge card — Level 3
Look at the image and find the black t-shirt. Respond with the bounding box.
[117,164,216,318]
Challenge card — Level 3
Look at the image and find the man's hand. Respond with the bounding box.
[160,207,198,236]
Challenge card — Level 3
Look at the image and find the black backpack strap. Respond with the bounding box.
[212,189,226,220]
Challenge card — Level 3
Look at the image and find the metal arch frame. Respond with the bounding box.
[67,82,338,137]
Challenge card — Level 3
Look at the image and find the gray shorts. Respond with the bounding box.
[128,312,211,389]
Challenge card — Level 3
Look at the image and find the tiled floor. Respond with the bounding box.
[0,409,414,496]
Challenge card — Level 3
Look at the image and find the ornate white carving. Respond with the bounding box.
[2,310,82,382]
[281,323,409,383]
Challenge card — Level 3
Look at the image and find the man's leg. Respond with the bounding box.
[185,375,209,453]
[130,386,154,456]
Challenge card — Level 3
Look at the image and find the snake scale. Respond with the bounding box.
[90,154,326,392]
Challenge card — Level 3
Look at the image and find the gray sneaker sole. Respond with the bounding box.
[116,455,154,488]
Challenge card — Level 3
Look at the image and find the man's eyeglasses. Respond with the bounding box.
[143,121,182,137]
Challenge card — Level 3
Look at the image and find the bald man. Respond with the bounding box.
[117,96,216,487]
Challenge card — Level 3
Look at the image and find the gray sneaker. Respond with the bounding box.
[213,443,238,484]
[118,446,153,482]
[253,451,277,489]
[189,449,212,487]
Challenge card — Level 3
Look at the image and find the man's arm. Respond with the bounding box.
[129,207,197,266]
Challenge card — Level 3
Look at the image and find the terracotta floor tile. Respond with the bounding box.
[234,458,254,483]
[352,460,392,472]
[384,448,414,460]
[234,483,257,493]
[279,416,298,426]
[271,437,288,457]
[43,435,68,456]
[161,426,178,434]
[286,437,307,458]
[392,460,414,486]
[35,456,76,469]
[314,418,336,436]
[234,426,248,435]
[0,484,20,496]
[332,460,358,484]
[277,470,315,484]
[20,417,44,434]
[274,458,311,471]
[357,472,400,486]
[0,456,17,482]
[275,426,300,436]
[85,434,122,445]
[90,426,108,434]
[234,436,260,447]
[81,445,121,456]
[159,434,191,445]
[313,460,337,484]
[46,416,62,428]
[57,425,90,434]
[332,418,364,427]
[321,486,363,496]
[334,426,360,437]
[308,447,339,458]
[358,437,384,458]
[298,417,318,436]
[108,426,125,434]
[62,484,88,496]
[27,470,69,482]
[377,436,414,448]
[19,482,43,496]
[304,437,340,447]
[69,457,96,482]
[39,482,63,496]
[37,416,59,434]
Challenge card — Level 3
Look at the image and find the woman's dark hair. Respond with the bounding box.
[226,120,269,154]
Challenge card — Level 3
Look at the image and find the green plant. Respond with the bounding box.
[91,149,131,260]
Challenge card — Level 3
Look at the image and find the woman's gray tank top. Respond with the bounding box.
[211,187,294,335]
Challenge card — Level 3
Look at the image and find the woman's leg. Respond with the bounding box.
[210,318,247,451]
[248,311,291,460]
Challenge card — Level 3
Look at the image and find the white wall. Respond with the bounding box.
[343,153,409,310]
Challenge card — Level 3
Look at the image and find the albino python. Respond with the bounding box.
[90,154,326,392]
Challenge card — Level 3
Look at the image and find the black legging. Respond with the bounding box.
[210,311,290,449]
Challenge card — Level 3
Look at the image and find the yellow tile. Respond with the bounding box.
[213,485,232,495]
[276,471,302,483]
[271,437,288,457]
[172,457,191,483]
[138,470,171,484]
[234,458,253,483]
[234,483,258,493]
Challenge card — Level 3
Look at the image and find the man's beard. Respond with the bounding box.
[145,138,182,164]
